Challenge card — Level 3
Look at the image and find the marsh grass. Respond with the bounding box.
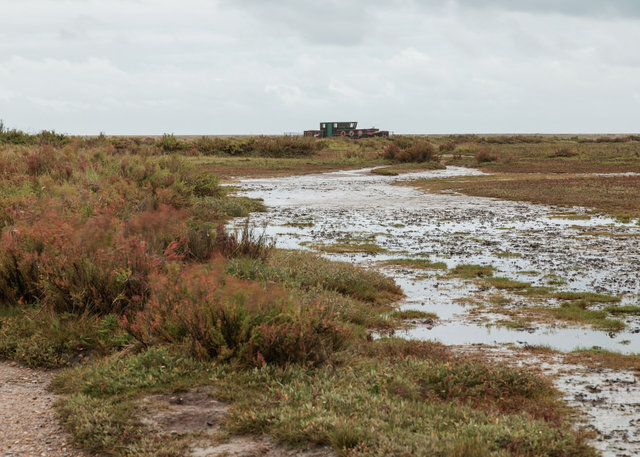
[390,309,438,320]
[566,347,640,372]
[547,304,625,331]
[494,251,523,258]
[407,173,640,219]
[0,310,131,368]
[604,305,640,315]
[283,217,314,228]
[306,241,388,255]
[52,341,595,457]
[371,161,445,176]
[370,167,398,176]
[552,292,620,303]
[484,277,531,290]
[381,258,447,270]
[448,264,495,279]
[227,250,402,306]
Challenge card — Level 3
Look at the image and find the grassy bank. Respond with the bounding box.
[406,173,640,220]
[399,135,640,219]
[49,341,595,457]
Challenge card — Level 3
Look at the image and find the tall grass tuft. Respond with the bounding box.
[214,220,274,261]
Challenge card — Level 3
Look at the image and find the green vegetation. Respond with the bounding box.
[381,258,447,270]
[370,167,399,176]
[494,251,523,258]
[605,305,640,315]
[484,277,531,290]
[283,217,315,228]
[51,341,595,457]
[489,294,513,306]
[227,250,402,307]
[552,292,621,303]
[545,304,625,332]
[390,309,438,320]
[448,264,495,279]
[305,241,389,254]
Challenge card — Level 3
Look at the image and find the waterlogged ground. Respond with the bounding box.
[235,166,640,457]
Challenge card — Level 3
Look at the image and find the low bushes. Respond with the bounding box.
[383,138,437,163]
[0,122,69,147]
[549,147,578,158]
[120,264,352,366]
[156,135,324,157]
[475,146,499,163]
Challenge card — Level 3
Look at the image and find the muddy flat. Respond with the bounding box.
[235,166,640,457]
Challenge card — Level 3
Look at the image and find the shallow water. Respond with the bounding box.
[236,166,640,354]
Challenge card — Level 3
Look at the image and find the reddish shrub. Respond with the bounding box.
[120,265,351,365]
[439,141,456,152]
[0,212,154,315]
[383,140,436,163]
[475,147,499,163]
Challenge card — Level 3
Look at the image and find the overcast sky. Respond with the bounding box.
[1,0,640,135]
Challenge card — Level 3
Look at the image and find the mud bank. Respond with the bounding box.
[235,166,640,457]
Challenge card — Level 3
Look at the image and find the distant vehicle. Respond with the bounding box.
[304,121,389,139]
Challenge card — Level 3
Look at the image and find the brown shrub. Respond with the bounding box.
[120,265,352,366]
[475,147,499,163]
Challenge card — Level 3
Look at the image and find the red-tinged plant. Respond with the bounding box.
[125,204,187,255]
[382,140,437,163]
[120,264,352,366]
[0,211,155,315]
[475,147,499,163]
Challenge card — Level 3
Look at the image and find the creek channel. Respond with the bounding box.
[233,166,640,456]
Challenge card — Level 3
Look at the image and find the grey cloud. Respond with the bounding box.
[220,0,391,46]
[446,0,640,18]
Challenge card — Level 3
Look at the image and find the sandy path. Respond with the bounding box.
[0,362,87,457]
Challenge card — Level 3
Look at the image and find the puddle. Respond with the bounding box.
[234,166,640,457]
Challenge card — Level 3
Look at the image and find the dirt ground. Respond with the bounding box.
[0,362,88,457]
[139,388,335,457]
